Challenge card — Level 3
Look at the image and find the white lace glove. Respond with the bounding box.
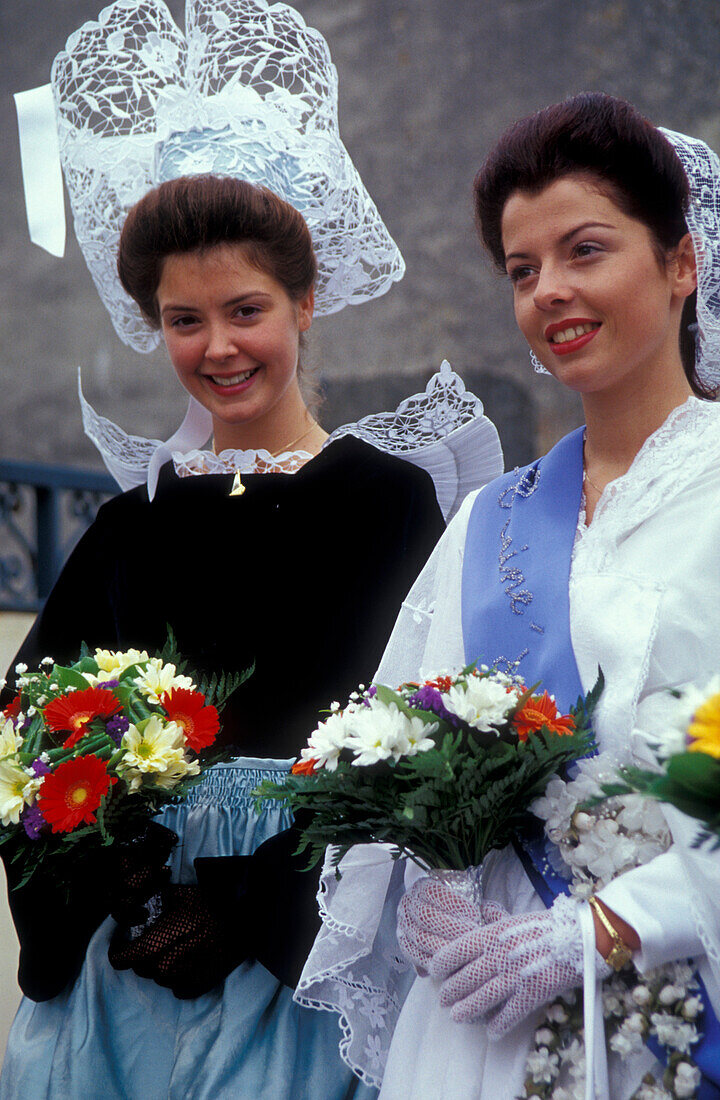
[397,875,482,977]
[430,894,611,1036]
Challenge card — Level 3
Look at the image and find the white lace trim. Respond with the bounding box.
[573,397,720,575]
[173,446,313,476]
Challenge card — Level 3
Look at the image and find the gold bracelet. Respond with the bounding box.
[588,897,634,971]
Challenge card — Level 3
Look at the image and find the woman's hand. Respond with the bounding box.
[396,876,481,976]
[431,895,612,1036]
[108,882,247,998]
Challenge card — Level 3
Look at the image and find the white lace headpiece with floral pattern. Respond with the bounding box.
[18,0,404,346]
[14,0,407,492]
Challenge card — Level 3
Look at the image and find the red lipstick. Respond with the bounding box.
[544,318,600,357]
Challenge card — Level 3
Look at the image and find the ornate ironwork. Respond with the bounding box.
[0,461,117,612]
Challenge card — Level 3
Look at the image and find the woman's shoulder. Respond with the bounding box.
[316,434,440,492]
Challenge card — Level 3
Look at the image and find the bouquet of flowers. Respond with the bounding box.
[602,675,720,848]
[256,663,600,873]
[0,637,249,891]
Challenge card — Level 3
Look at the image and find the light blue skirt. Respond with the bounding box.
[1,759,376,1100]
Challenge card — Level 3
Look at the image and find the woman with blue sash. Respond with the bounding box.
[298,94,720,1098]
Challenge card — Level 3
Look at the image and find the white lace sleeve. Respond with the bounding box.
[294,491,479,1084]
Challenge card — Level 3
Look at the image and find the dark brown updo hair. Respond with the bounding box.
[117,174,317,326]
[474,92,710,397]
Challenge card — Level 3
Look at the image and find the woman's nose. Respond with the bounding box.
[205,324,238,362]
[533,264,574,311]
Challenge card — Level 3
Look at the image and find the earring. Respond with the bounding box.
[530,350,550,375]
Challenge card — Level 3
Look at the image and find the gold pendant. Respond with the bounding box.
[230,470,246,497]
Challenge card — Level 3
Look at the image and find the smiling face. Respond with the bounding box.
[157,243,314,451]
[501,174,696,402]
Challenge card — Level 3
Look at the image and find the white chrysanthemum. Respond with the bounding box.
[0,718,22,760]
[146,752,199,790]
[443,675,515,732]
[301,710,359,772]
[346,701,437,767]
[133,659,195,704]
[0,759,40,825]
[120,715,185,774]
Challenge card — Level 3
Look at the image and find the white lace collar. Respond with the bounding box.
[575,396,720,568]
[82,360,505,521]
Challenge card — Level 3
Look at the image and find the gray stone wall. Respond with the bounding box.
[2,0,719,470]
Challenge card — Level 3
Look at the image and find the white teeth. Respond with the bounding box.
[211,368,256,386]
[550,323,597,344]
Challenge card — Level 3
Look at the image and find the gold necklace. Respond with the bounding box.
[229,421,318,497]
[582,441,605,495]
[271,422,317,456]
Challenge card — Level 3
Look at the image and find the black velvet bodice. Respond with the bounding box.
[4,436,445,999]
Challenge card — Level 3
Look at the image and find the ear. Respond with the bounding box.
[672,232,698,299]
[297,286,315,332]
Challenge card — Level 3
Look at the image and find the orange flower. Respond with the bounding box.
[161,688,220,753]
[44,687,122,748]
[37,754,116,833]
[513,691,575,742]
[423,675,454,693]
[292,757,319,775]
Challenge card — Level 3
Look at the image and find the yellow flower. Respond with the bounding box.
[119,715,185,773]
[94,647,150,674]
[0,759,39,825]
[0,718,21,760]
[687,692,720,759]
[133,659,195,705]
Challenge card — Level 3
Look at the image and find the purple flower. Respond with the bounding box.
[106,714,130,745]
[22,804,46,840]
[406,685,459,727]
[362,685,378,706]
[100,679,119,690]
[30,758,51,777]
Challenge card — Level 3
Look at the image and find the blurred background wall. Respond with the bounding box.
[1,0,720,1062]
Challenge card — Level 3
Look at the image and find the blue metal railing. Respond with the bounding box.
[0,461,117,612]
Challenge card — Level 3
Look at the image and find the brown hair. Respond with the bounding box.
[474,92,709,397]
[117,174,317,326]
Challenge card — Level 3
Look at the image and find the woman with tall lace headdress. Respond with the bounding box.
[1,3,502,1098]
[297,94,720,1099]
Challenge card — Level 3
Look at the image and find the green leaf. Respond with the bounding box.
[665,752,720,799]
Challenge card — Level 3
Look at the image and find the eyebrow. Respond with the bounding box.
[160,292,273,315]
[505,221,617,263]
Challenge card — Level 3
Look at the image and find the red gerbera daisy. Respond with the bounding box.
[161,688,220,753]
[44,687,122,748]
[513,691,576,742]
[3,693,22,721]
[37,754,116,834]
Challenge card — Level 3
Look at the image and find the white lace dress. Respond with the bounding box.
[296,396,720,1100]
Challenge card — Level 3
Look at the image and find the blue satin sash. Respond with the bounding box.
[461,429,720,1095]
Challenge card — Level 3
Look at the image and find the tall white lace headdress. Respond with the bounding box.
[14,0,406,492]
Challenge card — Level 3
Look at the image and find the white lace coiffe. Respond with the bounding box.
[15,0,405,347]
[14,0,409,493]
